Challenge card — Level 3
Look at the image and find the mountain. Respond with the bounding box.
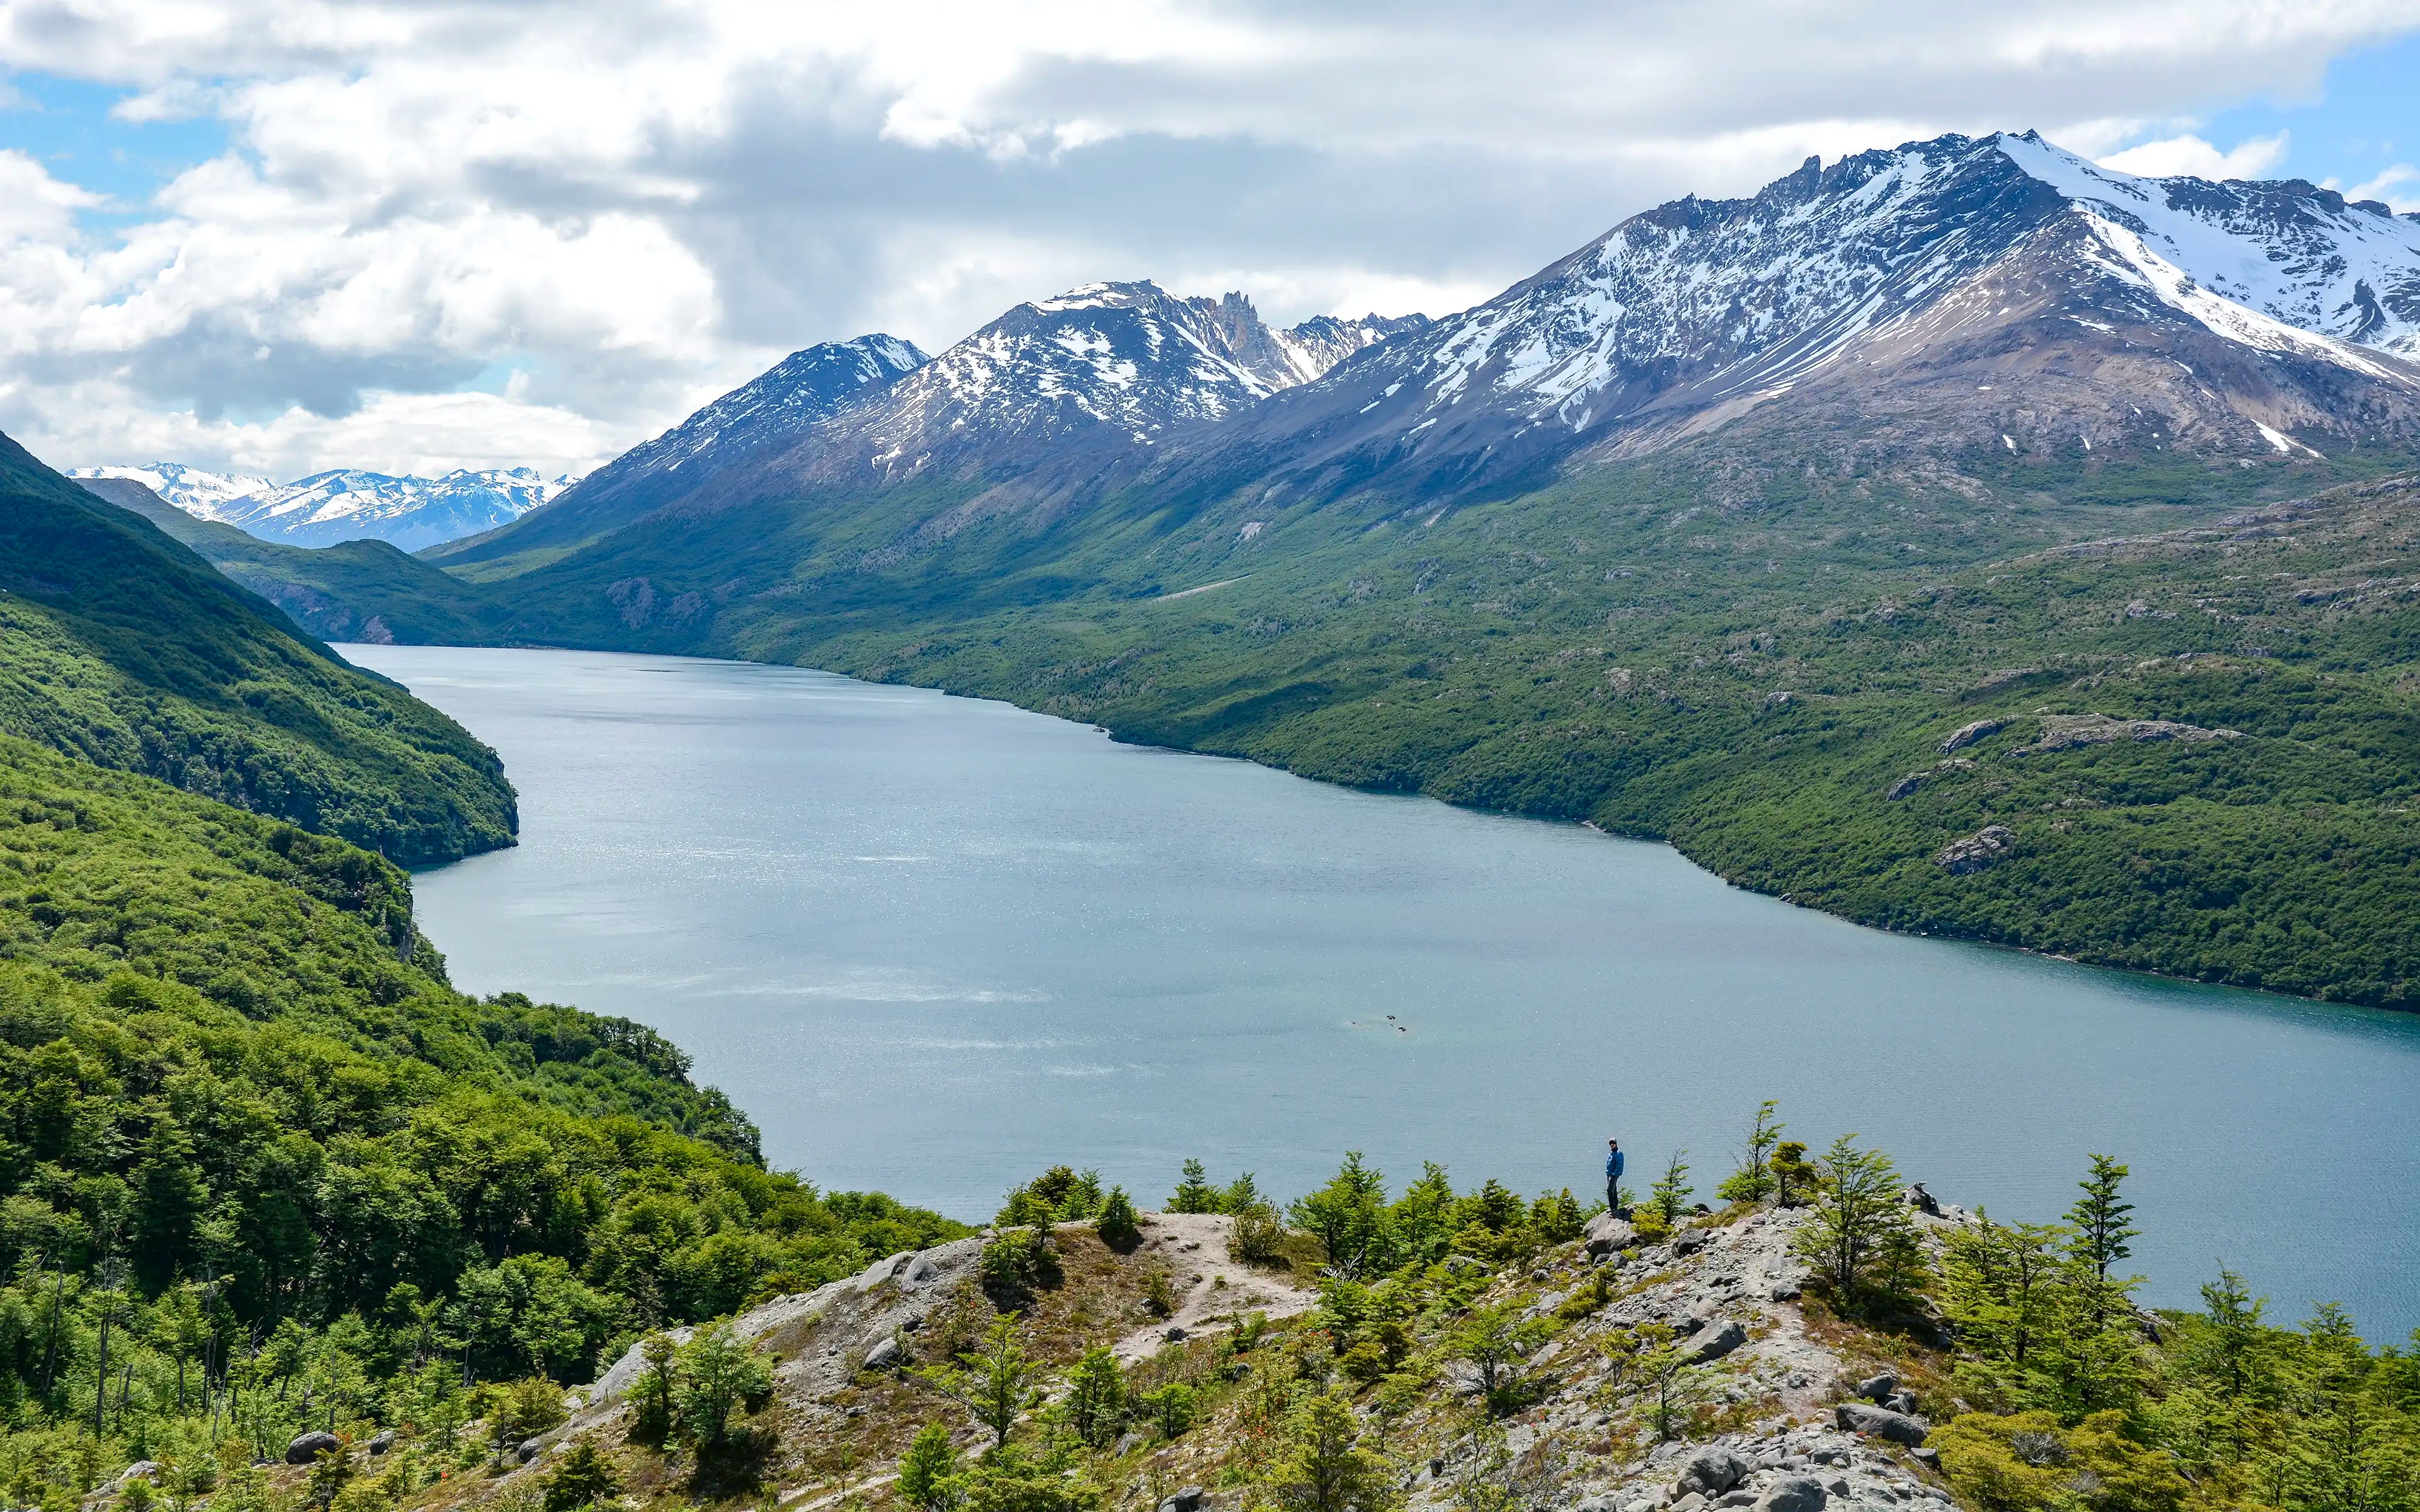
[74,474,514,645]
[0,430,517,862]
[433,297,1422,576]
[1146,130,2420,503]
[429,333,928,573]
[72,462,570,550]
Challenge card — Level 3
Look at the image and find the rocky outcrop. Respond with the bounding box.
[1935,825,2016,874]
[1939,718,2005,753]
[1835,1400,1931,1445]
[2020,713,2243,753]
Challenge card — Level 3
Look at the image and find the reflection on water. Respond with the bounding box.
[347,644,2420,1337]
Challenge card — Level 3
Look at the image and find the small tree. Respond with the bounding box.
[306,1448,353,1512]
[1529,1189,1584,1244]
[1715,1101,1785,1205]
[1452,1303,1548,1415]
[1649,1151,1693,1227]
[1289,1154,1395,1279]
[1267,1389,1393,1512]
[1792,1135,1917,1310]
[1168,1161,1220,1214]
[916,1317,1039,1449]
[676,1326,770,1448]
[1140,1382,1197,1438]
[1063,1348,1126,1448]
[896,1423,961,1512]
[541,1440,620,1512]
[630,1333,677,1442]
[1770,1142,1814,1207]
[1095,1188,1141,1252]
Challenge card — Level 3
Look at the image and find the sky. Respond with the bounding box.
[3,0,2420,483]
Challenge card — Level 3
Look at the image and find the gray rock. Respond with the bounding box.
[1686,1318,1749,1363]
[1754,1478,1828,1512]
[1672,1496,1708,1512]
[1718,1495,1759,1509]
[1156,1488,1206,1512]
[1674,1230,1710,1256]
[1770,1280,1803,1302]
[1676,1447,1753,1497]
[1584,1213,1637,1255]
[1911,1447,1941,1471]
[1114,1432,1146,1456]
[1935,826,2015,874]
[1834,1402,1928,1446]
[1884,772,1926,801]
[368,1430,395,1455]
[1855,1373,1899,1403]
[1939,718,2005,754]
[864,1335,904,1371]
[1886,1390,1920,1416]
[517,1439,543,1465]
[284,1433,341,1467]
[108,1463,162,1491]
[1163,1326,1188,1343]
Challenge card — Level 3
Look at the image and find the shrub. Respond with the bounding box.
[1232,1203,1288,1266]
[981,1228,1058,1307]
[896,1424,960,1512]
[540,1441,619,1512]
[1096,1187,1141,1252]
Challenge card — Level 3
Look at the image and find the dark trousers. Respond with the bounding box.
[1606,1178,1622,1216]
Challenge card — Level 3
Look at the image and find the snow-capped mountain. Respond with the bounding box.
[432,334,928,564]
[72,463,572,550]
[1173,130,2420,497]
[844,284,1422,484]
[69,462,272,520]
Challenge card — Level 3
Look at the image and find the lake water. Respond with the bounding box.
[343,644,2420,1338]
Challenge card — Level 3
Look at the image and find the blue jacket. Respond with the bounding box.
[1606,1147,1625,1182]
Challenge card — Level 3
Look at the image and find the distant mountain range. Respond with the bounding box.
[68,462,573,551]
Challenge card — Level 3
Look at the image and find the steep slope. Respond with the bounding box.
[432,333,929,574]
[76,474,514,644]
[69,461,271,517]
[1161,132,2420,504]
[0,431,517,863]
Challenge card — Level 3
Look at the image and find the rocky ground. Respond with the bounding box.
[410,1192,1986,1512]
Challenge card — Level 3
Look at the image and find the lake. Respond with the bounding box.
[344,643,2420,1338]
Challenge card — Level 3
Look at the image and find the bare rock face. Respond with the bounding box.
[2021,713,2243,753]
[1936,825,2016,874]
[1939,719,2006,753]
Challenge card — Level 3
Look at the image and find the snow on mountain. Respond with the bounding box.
[429,333,931,564]
[67,463,271,520]
[75,462,573,550]
[848,283,1422,482]
[1182,130,2420,495]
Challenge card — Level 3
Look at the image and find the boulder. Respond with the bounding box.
[1911,1447,1942,1472]
[1156,1488,1206,1512]
[1675,1446,1752,1497]
[1855,1372,1899,1402]
[1886,1390,1920,1416]
[1769,1280,1803,1302]
[368,1430,396,1455]
[1673,1230,1710,1256]
[108,1463,162,1491]
[1935,826,2015,875]
[1835,1402,1928,1445]
[1685,1318,1749,1364]
[1583,1213,1636,1255]
[284,1433,342,1466]
[1939,718,2005,753]
[518,1439,544,1464]
[1754,1477,1828,1512]
[1903,1183,1942,1217]
[864,1335,904,1371]
[1754,1479,1827,1512]
[1163,1326,1188,1343]
[1671,1496,1707,1512]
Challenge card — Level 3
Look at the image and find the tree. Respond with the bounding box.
[1648,1151,1693,1227]
[1716,1101,1785,1206]
[1095,1188,1140,1253]
[541,1439,620,1512]
[306,1446,353,1511]
[1168,1161,1221,1214]
[1289,1154,1393,1279]
[1451,1303,1548,1414]
[896,1423,961,1512]
[675,1325,769,1448]
[1770,1142,1814,1208]
[916,1317,1039,1449]
[1063,1348,1126,1448]
[1267,1389,1393,1512]
[1792,1135,1918,1310]
[1528,1189,1584,1244]
[1139,1382,1196,1438]
[631,1332,678,1441]
[2065,1155,2137,1285]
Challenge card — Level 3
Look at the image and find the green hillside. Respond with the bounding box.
[0,437,516,864]
[0,731,960,1410]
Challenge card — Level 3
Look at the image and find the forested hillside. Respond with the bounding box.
[0,435,516,866]
[0,731,962,1452]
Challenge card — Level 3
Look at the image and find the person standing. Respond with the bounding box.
[1605,1137,1625,1218]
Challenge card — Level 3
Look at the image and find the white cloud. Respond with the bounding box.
[2097,130,2291,179]
[2347,163,2420,210]
[1,0,2418,478]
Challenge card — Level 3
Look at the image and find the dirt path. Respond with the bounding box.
[1112,1212,1318,1365]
